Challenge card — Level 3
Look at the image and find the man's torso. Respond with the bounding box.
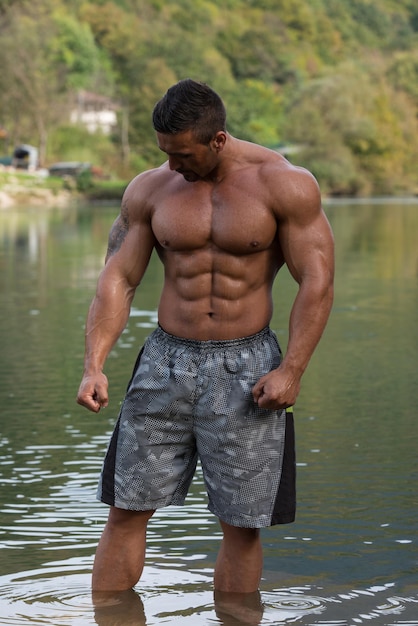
[137,144,289,340]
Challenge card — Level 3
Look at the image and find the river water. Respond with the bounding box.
[0,199,417,625]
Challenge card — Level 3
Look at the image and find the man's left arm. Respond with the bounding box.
[253,167,334,410]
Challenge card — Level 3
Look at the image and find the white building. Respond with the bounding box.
[70,90,118,135]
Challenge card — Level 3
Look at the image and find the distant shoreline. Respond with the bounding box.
[1,169,417,210]
[0,168,126,209]
[0,187,74,209]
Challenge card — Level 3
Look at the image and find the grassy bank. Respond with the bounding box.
[0,169,127,207]
[82,179,127,202]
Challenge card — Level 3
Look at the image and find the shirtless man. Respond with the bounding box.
[77,79,334,594]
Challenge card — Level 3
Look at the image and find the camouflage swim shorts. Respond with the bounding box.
[98,326,296,528]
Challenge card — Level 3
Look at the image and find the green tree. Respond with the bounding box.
[49,12,101,90]
[387,51,418,103]
[0,1,101,164]
[1,0,418,190]
[224,80,284,146]
[283,60,418,195]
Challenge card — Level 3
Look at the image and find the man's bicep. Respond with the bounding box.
[105,200,130,262]
[280,210,334,284]
[102,198,155,287]
[106,222,156,290]
[104,179,157,285]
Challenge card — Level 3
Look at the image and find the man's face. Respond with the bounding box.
[157,130,221,182]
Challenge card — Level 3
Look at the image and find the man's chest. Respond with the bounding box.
[151,183,278,254]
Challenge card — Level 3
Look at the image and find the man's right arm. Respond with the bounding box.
[253,164,334,410]
[76,177,156,412]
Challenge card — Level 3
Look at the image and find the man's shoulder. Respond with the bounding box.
[122,163,174,211]
[252,149,321,218]
[241,140,313,181]
[255,147,312,180]
[229,139,321,218]
[126,163,172,194]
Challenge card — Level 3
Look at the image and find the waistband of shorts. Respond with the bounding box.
[153,324,273,351]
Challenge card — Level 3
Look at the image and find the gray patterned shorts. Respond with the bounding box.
[98,326,296,528]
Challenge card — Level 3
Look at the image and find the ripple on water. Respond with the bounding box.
[261,591,327,622]
[0,563,215,626]
[0,565,418,626]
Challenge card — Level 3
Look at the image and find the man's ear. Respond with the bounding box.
[212,131,227,152]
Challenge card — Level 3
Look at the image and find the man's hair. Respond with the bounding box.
[152,79,226,144]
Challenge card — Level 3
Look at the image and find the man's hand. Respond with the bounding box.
[252,366,300,410]
[77,372,109,413]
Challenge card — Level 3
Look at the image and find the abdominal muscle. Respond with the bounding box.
[156,247,277,341]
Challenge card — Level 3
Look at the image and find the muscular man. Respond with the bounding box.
[77,79,334,593]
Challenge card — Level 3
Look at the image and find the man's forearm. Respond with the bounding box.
[83,284,135,374]
[282,279,334,376]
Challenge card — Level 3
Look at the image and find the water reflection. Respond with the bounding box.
[1,201,418,624]
[1,567,418,625]
[93,589,265,626]
[214,590,264,625]
[93,589,147,626]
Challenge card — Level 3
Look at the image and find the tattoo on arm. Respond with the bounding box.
[106,201,129,260]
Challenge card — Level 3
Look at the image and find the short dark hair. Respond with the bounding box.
[152,79,226,144]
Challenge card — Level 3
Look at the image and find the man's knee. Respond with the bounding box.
[106,507,155,532]
[219,520,260,544]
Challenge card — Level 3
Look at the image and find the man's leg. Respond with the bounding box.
[92,506,155,591]
[214,589,264,625]
[92,589,146,626]
[214,520,263,593]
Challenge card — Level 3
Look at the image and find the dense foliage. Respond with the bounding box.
[1,0,418,195]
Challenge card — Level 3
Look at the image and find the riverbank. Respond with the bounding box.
[0,187,73,209]
[0,170,71,209]
[0,168,127,209]
[2,168,416,209]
